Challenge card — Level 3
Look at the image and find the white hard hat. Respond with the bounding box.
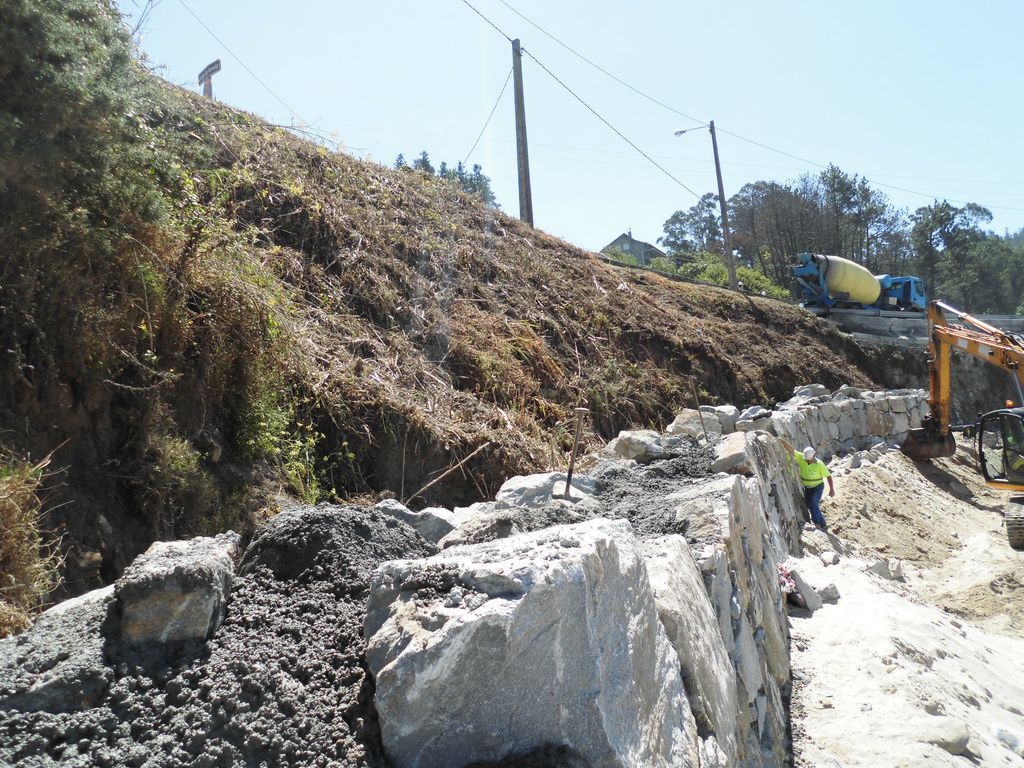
[802,447,816,460]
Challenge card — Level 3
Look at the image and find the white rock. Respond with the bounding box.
[867,559,893,579]
[710,432,754,475]
[667,409,722,439]
[919,716,970,755]
[739,405,770,421]
[642,536,739,767]
[494,471,598,508]
[365,519,698,768]
[784,560,824,611]
[736,416,773,433]
[819,550,840,566]
[373,499,455,544]
[452,501,495,526]
[711,405,740,433]
[818,583,840,603]
[116,533,240,644]
[794,384,830,398]
[831,385,865,400]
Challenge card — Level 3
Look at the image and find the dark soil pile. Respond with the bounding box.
[0,507,433,767]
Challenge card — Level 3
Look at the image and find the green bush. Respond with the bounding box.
[674,252,790,298]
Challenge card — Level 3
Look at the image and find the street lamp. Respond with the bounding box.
[675,120,738,290]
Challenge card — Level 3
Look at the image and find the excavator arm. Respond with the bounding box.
[903,301,1024,549]
[903,300,1024,463]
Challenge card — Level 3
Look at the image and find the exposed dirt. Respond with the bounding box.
[788,447,1024,767]
[826,446,1024,634]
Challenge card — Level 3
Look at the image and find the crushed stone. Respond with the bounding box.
[586,441,715,538]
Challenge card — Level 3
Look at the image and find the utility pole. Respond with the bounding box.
[511,39,534,227]
[709,120,738,290]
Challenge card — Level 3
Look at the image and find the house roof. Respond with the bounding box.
[602,232,666,257]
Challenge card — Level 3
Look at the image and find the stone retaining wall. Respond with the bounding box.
[669,385,929,459]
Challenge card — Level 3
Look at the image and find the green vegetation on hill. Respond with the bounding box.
[661,165,1024,313]
[0,0,883,610]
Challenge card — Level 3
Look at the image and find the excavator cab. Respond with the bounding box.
[977,408,1024,489]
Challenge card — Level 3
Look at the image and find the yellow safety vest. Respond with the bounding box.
[794,452,830,488]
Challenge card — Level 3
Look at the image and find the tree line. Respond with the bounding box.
[656,164,1024,313]
[394,151,498,208]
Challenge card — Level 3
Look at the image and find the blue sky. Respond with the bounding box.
[122,0,1024,252]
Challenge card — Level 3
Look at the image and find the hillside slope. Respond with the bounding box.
[0,0,881,605]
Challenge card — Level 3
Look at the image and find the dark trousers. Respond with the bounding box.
[803,483,826,529]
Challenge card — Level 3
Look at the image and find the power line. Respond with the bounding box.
[459,0,512,43]
[495,0,1024,216]
[495,0,705,129]
[861,180,1024,213]
[175,0,305,125]
[457,0,702,200]
[521,46,702,200]
[464,67,513,164]
[713,127,827,170]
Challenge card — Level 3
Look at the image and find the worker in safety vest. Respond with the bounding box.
[780,438,834,530]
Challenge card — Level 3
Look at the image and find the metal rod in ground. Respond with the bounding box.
[690,380,709,441]
[564,407,590,500]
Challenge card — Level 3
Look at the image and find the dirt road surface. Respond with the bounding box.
[789,448,1024,766]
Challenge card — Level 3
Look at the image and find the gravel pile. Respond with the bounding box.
[0,506,434,768]
[588,441,715,538]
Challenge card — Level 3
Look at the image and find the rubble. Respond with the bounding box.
[5,384,1020,768]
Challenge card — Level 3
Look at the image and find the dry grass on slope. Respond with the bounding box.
[168,88,878,507]
[0,453,61,637]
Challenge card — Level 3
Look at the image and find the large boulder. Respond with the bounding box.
[709,432,755,475]
[794,384,830,399]
[666,410,722,439]
[116,533,240,645]
[605,430,702,463]
[494,471,599,508]
[365,519,699,768]
[641,536,739,766]
[706,405,740,433]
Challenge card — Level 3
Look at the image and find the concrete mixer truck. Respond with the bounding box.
[794,252,926,311]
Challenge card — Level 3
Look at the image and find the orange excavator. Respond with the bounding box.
[901,300,1024,550]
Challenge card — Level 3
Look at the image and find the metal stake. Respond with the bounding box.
[690,380,709,441]
[564,407,590,500]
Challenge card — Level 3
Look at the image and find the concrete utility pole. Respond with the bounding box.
[709,120,738,290]
[511,39,534,227]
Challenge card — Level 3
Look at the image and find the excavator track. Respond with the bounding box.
[1007,499,1024,551]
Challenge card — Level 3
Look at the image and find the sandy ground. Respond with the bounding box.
[789,447,1024,766]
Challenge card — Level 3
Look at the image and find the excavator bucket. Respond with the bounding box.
[901,428,956,460]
